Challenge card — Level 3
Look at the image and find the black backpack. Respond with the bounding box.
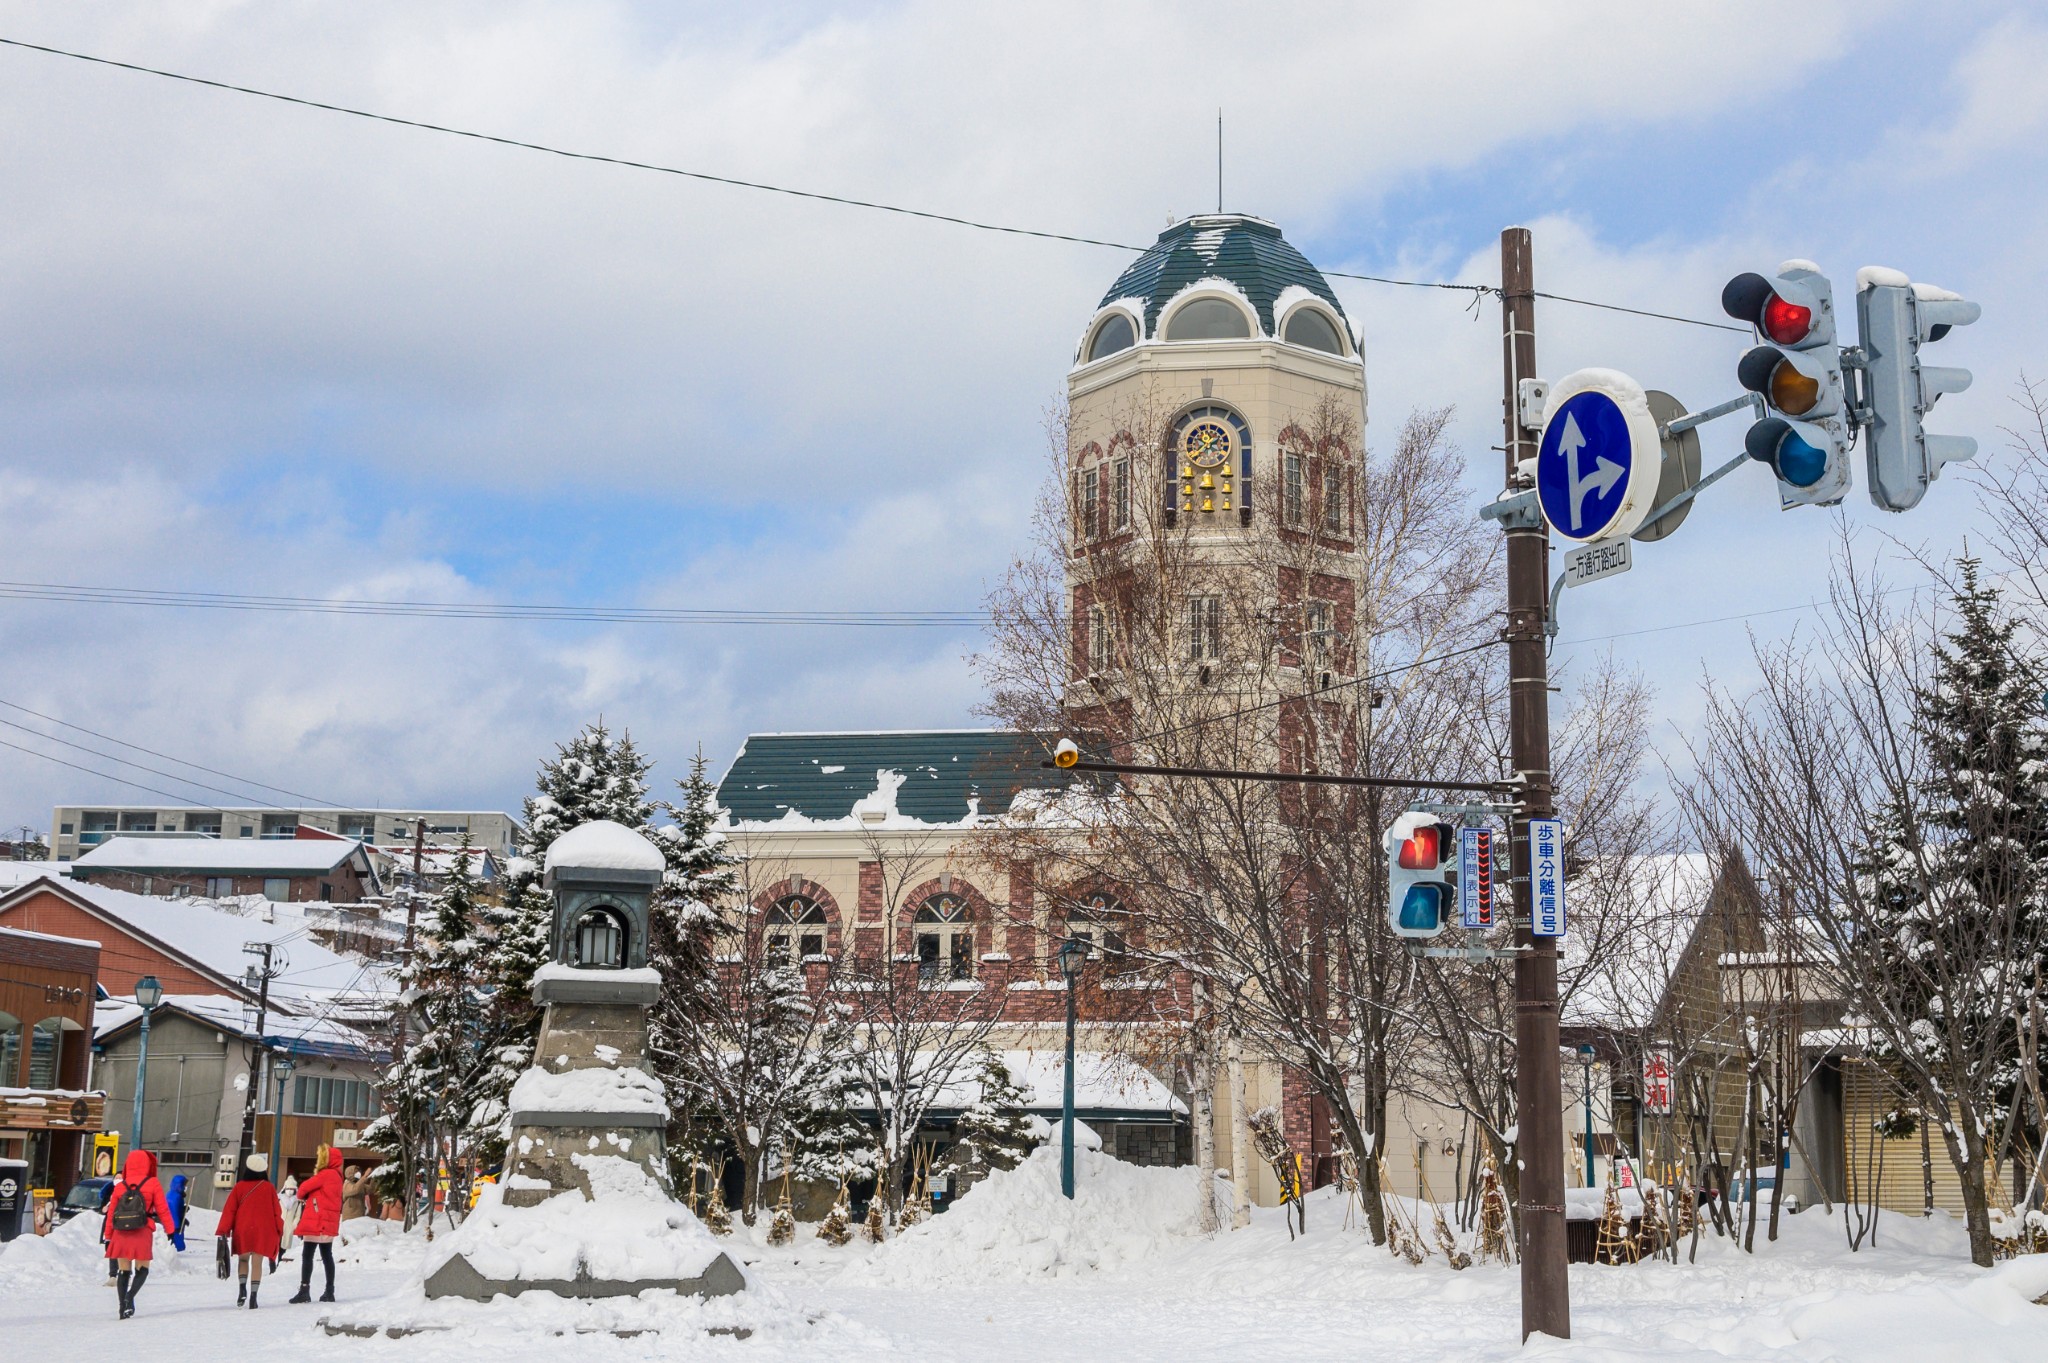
[110,1184,149,1232]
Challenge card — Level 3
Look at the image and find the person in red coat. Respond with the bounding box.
[215,1153,284,1309]
[288,1144,344,1303]
[103,1148,176,1320]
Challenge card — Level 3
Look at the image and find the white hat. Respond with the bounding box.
[245,1154,269,1173]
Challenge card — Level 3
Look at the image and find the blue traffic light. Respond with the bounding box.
[1398,883,1444,934]
[1774,429,1828,488]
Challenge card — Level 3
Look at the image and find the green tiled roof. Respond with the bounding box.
[715,730,1080,825]
[1099,214,1346,337]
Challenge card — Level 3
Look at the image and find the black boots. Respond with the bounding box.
[248,1282,261,1309]
[319,1284,335,1302]
[289,1282,312,1304]
[116,1270,133,1320]
[237,1280,247,1307]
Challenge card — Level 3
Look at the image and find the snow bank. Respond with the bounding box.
[0,1208,216,1285]
[544,820,664,874]
[843,1142,1200,1285]
[510,1062,666,1115]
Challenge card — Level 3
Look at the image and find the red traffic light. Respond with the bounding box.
[1722,272,1814,346]
[1397,825,1444,870]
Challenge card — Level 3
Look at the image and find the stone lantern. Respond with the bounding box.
[420,819,744,1304]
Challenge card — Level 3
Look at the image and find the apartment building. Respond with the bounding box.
[47,805,519,861]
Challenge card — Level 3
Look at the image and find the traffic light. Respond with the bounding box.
[1385,811,1456,940]
[1857,267,1981,512]
[1721,262,1851,507]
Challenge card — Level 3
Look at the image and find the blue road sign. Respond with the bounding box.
[1538,392,1636,541]
[1458,826,1493,929]
[1530,817,1566,937]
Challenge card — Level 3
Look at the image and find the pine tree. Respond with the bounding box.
[948,1048,1038,1182]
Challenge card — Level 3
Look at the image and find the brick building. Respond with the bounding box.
[0,923,103,1197]
[69,835,381,903]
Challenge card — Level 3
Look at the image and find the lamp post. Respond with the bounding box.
[1057,937,1086,1200]
[130,976,163,1152]
[269,1053,296,1184]
[1577,1044,1598,1188]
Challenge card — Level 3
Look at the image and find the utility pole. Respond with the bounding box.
[234,940,276,1176]
[1500,225,1570,1341]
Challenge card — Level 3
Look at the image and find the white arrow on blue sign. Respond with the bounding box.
[1529,817,1566,937]
[1535,369,1662,544]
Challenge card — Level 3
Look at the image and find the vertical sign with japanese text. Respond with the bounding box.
[1529,817,1566,937]
[1458,826,1493,929]
[1641,1049,1674,1116]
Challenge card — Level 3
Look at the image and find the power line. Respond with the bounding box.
[0,580,986,626]
[0,35,1744,336]
[0,697,345,807]
[0,735,223,805]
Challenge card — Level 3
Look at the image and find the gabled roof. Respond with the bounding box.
[94,993,381,1062]
[1561,853,1721,1031]
[72,836,372,875]
[1098,214,1347,338]
[0,877,388,1014]
[715,730,1085,827]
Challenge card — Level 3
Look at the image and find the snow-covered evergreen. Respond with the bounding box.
[947,1048,1039,1181]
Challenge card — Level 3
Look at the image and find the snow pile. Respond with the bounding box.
[510,1062,666,1116]
[844,1141,1200,1285]
[0,1208,216,1285]
[543,820,664,874]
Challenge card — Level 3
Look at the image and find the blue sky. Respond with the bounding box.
[0,1,2041,829]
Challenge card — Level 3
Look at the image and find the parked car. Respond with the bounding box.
[55,1177,112,1223]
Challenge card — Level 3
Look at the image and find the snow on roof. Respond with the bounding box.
[73,836,367,872]
[16,878,388,1013]
[0,862,62,889]
[94,992,379,1060]
[0,921,100,950]
[544,820,665,874]
[1561,852,1720,1031]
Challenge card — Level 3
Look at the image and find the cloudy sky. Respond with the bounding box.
[0,1,2040,831]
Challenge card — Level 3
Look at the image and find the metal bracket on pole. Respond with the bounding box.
[1480,486,1545,530]
[1409,929,1521,961]
[1659,391,1763,439]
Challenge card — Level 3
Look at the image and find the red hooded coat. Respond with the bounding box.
[216,1174,284,1259]
[102,1150,176,1261]
[294,1148,345,1242]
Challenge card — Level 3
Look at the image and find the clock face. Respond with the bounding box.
[1183,421,1231,469]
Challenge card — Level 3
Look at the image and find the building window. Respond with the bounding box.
[1304,600,1334,665]
[1282,306,1346,355]
[1082,466,1099,539]
[1065,893,1130,962]
[239,827,254,838]
[765,895,828,963]
[1322,463,1345,533]
[913,893,974,982]
[1187,595,1222,661]
[185,815,222,836]
[1283,453,1305,526]
[261,815,297,839]
[1163,297,1252,341]
[293,1076,375,1118]
[1086,311,1136,361]
[261,878,291,902]
[1111,457,1131,529]
[319,882,334,902]
[28,1017,63,1089]
[572,906,627,969]
[59,823,74,836]
[1088,605,1111,674]
[205,877,231,898]
[0,1011,20,1087]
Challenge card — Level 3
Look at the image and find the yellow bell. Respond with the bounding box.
[1201,496,1214,512]
[1182,499,1193,511]
[1182,465,1194,478]
[1199,473,1214,490]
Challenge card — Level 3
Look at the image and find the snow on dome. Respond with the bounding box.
[544,819,665,874]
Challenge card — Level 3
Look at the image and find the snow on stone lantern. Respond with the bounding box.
[415,819,746,1308]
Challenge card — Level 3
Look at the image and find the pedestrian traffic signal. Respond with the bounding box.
[1857,267,1980,512]
[1722,263,1850,507]
[1385,811,1456,940]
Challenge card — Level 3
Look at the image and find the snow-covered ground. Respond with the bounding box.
[8,1149,2046,1362]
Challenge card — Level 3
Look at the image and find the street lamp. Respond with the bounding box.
[130,976,163,1152]
[1057,936,1087,1200]
[1577,1043,1598,1188]
[269,1053,296,1184]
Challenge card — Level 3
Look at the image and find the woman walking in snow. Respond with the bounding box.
[215,1154,284,1308]
[288,1144,344,1303]
[103,1149,177,1320]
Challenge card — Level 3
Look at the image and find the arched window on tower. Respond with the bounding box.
[766,895,828,964]
[1282,306,1347,355]
[1163,297,1253,341]
[1086,312,1137,361]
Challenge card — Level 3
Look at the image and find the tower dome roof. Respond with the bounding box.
[1098,214,1346,339]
